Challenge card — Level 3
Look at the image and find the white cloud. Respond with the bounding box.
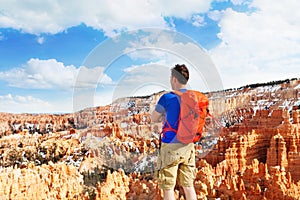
[123,65,139,73]
[0,94,53,113]
[0,91,116,113]
[0,93,76,113]
[121,61,212,96]
[74,66,113,89]
[191,15,206,27]
[122,30,223,91]
[230,0,248,6]
[37,36,44,44]
[0,0,212,36]
[208,10,224,21]
[150,0,211,19]
[0,58,77,89]
[0,58,112,90]
[74,63,167,111]
[210,0,300,89]
[71,65,114,112]
[113,63,171,100]
[94,89,115,107]
[124,30,204,62]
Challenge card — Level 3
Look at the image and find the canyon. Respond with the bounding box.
[0,78,300,199]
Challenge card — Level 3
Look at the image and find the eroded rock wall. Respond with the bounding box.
[0,79,300,199]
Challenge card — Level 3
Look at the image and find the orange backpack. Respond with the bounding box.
[172,90,209,144]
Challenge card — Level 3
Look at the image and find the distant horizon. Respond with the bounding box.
[1,77,299,115]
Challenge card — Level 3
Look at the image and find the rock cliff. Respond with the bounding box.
[0,78,299,199]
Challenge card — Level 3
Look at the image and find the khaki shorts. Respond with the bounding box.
[156,143,196,190]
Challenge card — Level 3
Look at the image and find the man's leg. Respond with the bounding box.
[183,186,197,200]
[163,189,176,200]
[157,163,179,200]
[178,146,197,200]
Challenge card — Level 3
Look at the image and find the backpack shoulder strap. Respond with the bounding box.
[171,90,184,96]
[161,90,182,135]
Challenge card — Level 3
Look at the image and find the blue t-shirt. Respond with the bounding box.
[155,89,186,143]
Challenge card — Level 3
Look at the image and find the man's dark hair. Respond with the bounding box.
[171,64,189,84]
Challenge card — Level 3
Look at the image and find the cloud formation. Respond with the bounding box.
[191,15,205,27]
[0,58,112,90]
[0,59,77,89]
[0,0,212,36]
[122,30,222,91]
[0,94,51,113]
[210,0,300,88]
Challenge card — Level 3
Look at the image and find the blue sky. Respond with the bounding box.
[0,0,299,113]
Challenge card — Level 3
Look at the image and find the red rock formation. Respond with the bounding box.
[0,112,75,137]
[0,162,83,199]
[126,176,162,200]
[0,79,300,199]
[94,169,129,200]
[266,132,288,170]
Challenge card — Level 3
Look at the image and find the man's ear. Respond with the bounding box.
[172,76,177,84]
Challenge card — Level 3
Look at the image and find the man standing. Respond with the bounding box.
[151,64,197,200]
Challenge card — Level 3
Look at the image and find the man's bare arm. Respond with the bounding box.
[151,110,164,123]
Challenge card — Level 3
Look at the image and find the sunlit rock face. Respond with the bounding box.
[0,162,84,199]
[0,79,300,199]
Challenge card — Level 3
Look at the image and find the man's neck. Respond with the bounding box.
[174,84,186,91]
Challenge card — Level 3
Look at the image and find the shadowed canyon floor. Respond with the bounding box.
[0,78,300,199]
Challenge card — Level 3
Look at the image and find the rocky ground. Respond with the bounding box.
[0,78,300,199]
